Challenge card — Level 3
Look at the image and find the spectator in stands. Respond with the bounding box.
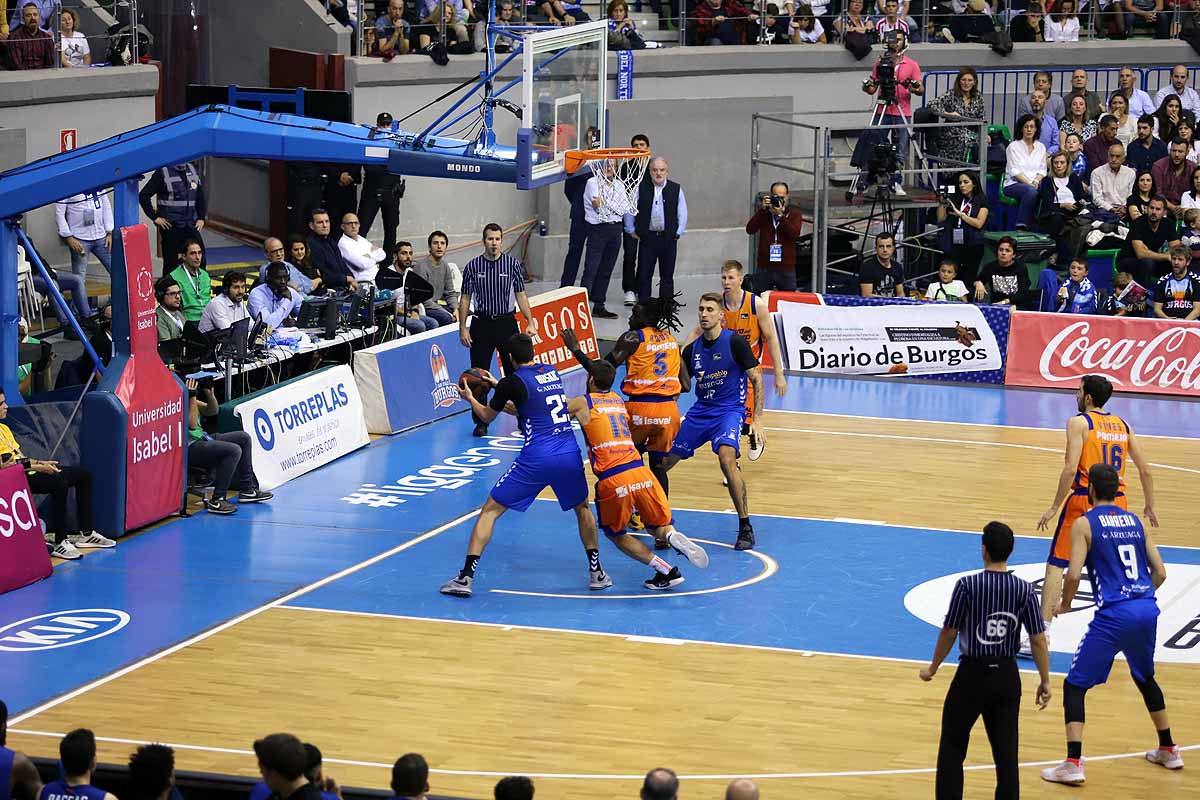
[5,3,54,70]
[58,9,89,67]
[391,753,430,800]
[127,744,176,800]
[1004,114,1048,229]
[387,243,438,334]
[876,0,910,37]
[935,171,988,286]
[924,258,970,302]
[1018,72,1066,125]
[337,213,383,283]
[188,382,272,515]
[834,0,874,53]
[1046,0,1080,39]
[975,237,1033,308]
[1062,132,1088,183]
[640,768,678,800]
[1119,195,1180,286]
[629,157,687,303]
[155,276,185,342]
[539,0,592,25]
[1025,89,1060,155]
[927,68,985,172]
[1152,245,1200,318]
[249,263,303,330]
[1180,208,1200,267]
[1083,115,1121,177]
[1055,257,1098,314]
[308,209,358,292]
[0,700,43,800]
[40,729,118,800]
[1151,138,1195,216]
[198,271,250,334]
[1060,96,1097,153]
[140,161,207,275]
[253,735,322,800]
[169,239,211,324]
[8,0,58,30]
[746,181,804,292]
[859,232,906,297]
[286,235,325,293]
[942,0,993,42]
[1108,94,1138,147]
[1179,0,1200,41]
[790,4,827,41]
[1123,0,1172,38]
[1176,118,1200,163]
[376,0,412,57]
[609,0,649,48]
[261,238,317,295]
[414,1,471,52]
[1063,69,1103,122]
[249,743,339,800]
[476,1,516,51]
[725,778,759,800]
[1153,95,1188,143]
[694,0,757,45]
[413,230,459,326]
[1037,152,1087,261]
[1091,141,1136,222]
[56,190,113,283]
[1116,66,1157,119]
[1180,165,1200,209]
[1127,169,1158,221]
[1010,2,1046,41]
[1126,115,1168,173]
[1103,271,1148,315]
[0,391,111,560]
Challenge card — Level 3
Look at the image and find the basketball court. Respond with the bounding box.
[3,374,1198,799]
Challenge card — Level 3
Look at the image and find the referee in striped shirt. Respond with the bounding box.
[921,521,1052,800]
[458,222,539,436]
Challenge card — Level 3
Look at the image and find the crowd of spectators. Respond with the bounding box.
[0,2,102,70]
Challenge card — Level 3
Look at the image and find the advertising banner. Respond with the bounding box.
[761,291,823,369]
[1005,312,1200,396]
[516,287,599,373]
[616,50,634,100]
[354,326,474,435]
[234,365,369,490]
[115,225,186,530]
[0,465,51,595]
[776,300,1005,379]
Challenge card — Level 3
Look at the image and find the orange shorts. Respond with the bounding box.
[1049,490,1127,567]
[626,398,680,457]
[595,463,672,536]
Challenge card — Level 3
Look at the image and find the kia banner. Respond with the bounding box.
[516,287,599,374]
[0,464,52,596]
[1005,312,1200,396]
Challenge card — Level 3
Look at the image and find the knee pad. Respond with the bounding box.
[1063,680,1087,724]
[1135,676,1165,713]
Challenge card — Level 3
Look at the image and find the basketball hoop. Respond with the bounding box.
[564,148,651,217]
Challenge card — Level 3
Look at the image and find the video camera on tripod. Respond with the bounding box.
[861,32,920,107]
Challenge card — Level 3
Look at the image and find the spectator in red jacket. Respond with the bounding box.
[745,181,805,293]
[693,0,758,45]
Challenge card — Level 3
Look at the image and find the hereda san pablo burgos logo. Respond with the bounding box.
[429,344,459,409]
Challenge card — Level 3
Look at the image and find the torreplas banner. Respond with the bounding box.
[776,299,1007,380]
[233,365,369,490]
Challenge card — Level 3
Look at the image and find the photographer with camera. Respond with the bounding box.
[745,181,805,293]
[858,29,923,197]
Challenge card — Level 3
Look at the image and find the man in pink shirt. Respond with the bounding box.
[859,30,923,195]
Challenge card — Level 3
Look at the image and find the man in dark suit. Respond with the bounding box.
[630,157,687,303]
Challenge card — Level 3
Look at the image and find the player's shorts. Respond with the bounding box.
[593,461,672,537]
[490,449,587,513]
[669,406,746,460]
[1049,489,1127,567]
[626,397,680,457]
[1066,597,1159,689]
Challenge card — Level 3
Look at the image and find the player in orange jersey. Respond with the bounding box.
[565,358,709,590]
[683,260,786,461]
[1034,374,1158,641]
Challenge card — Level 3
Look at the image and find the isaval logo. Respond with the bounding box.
[429,344,459,409]
[254,408,276,451]
[0,609,130,652]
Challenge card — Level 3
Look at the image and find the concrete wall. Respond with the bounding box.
[208,0,349,88]
[0,66,159,270]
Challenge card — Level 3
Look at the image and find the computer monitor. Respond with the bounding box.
[297,297,330,329]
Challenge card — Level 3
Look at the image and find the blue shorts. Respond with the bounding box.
[490,449,587,513]
[669,407,745,460]
[1066,597,1159,690]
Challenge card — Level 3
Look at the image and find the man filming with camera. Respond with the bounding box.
[857,29,923,197]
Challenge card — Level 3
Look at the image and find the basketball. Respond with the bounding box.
[459,368,490,400]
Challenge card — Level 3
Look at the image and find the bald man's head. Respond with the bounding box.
[725,778,759,800]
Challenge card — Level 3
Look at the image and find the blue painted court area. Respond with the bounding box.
[3,374,1197,719]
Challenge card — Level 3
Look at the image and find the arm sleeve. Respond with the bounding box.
[943,579,969,630]
[488,375,527,412]
[55,201,70,238]
[443,265,459,306]
[138,172,162,218]
[730,334,760,371]
[780,207,803,239]
[102,195,114,233]
[745,208,765,235]
[677,188,688,236]
[512,260,527,294]
[1019,586,1046,635]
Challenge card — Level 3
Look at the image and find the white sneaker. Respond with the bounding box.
[51,540,83,560]
[623,291,636,306]
[748,430,765,461]
[1146,746,1184,770]
[70,531,116,549]
[667,530,710,569]
[941,26,956,42]
[892,182,907,196]
[1041,759,1085,785]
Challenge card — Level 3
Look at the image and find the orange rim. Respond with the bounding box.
[563,148,651,174]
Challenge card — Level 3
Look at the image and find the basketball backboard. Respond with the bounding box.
[516,21,608,189]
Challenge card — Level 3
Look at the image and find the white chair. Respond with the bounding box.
[15,245,44,333]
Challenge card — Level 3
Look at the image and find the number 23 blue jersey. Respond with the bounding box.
[514,364,580,459]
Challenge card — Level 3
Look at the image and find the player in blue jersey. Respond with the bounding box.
[37,730,117,800]
[441,333,610,597]
[1041,463,1181,786]
[1,700,43,800]
[660,292,764,551]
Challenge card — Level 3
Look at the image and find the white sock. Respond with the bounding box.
[648,555,672,575]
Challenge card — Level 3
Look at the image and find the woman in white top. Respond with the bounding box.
[1044,0,1079,41]
[1181,165,1200,210]
[60,10,91,68]
[791,4,827,42]
[1005,113,1048,229]
[1175,118,1200,164]
[1107,92,1138,147]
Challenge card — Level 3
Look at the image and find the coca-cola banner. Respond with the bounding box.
[1005,312,1200,396]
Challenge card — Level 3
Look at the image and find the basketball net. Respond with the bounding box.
[565,149,651,218]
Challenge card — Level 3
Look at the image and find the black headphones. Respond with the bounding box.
[154,275,177,303]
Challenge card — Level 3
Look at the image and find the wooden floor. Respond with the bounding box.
[9,410,1199,799]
